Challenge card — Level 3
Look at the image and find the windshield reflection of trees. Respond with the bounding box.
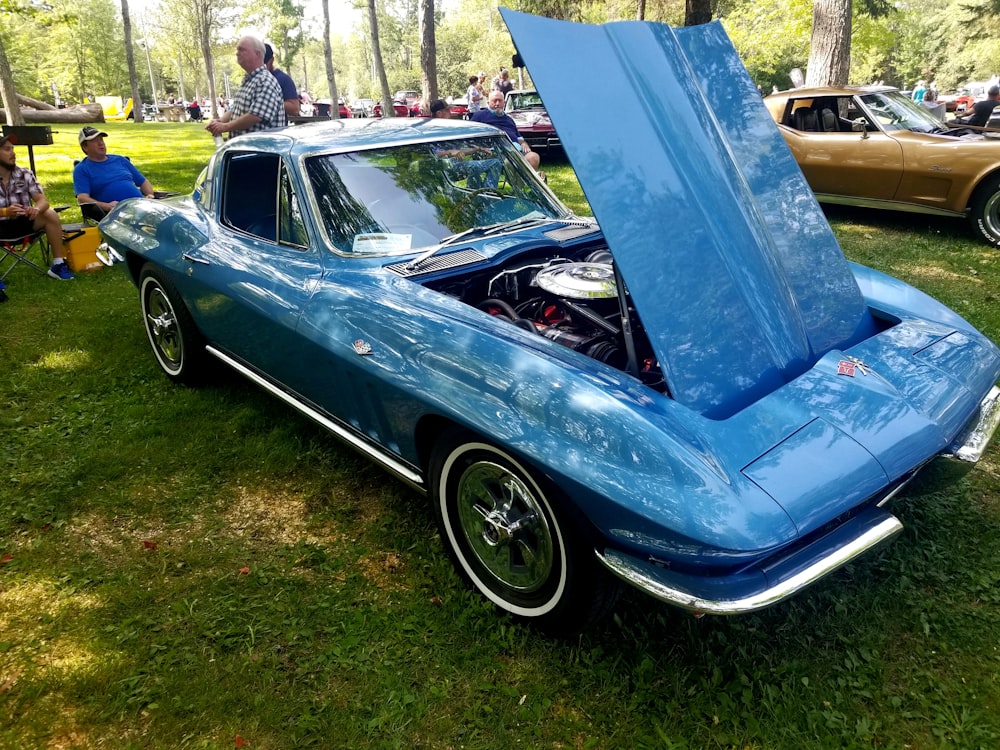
[305,137,563,255]
[859,92,943,133]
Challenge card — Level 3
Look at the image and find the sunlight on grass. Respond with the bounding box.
[0,578,104,672]
[220,483,346,547]
[33,349,92,371]
[895,263,985,285]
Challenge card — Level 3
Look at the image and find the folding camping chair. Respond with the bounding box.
[0,223,51,281]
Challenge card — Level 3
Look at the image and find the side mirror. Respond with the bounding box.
[852,118,870,139]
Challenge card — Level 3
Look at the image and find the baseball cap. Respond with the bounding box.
[0,133,17,147]
[79,126,109,144]
[264,43,274,64]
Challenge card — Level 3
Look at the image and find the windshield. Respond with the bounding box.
[506,91,544,111]
[305,135,569,256]
[857,91,947,133]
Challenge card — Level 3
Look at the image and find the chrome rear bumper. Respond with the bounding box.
[943,385,1000,464]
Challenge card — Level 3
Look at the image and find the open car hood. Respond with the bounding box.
[501,10,879,418]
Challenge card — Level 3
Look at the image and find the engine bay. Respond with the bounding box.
[425,245,666,391]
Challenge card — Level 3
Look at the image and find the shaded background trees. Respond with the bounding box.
[4,0,1000,121]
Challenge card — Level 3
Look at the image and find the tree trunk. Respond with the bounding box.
[636,0,645,20]
[322,0,341,119]
[121,0,145,123]
[368,0,395,117]
[684,0,712,26]
[805,0,852,87]
[195,0,219,120]
[419,0,438,104]
[17,94,57,111]
[0,36,24,126]
[0,104,105,123]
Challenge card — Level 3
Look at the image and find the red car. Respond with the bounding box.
[372,100,411,118]
[504,89,561,151]
[314,99,351,118]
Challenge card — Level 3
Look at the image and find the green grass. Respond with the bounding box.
[2,126,1000,749]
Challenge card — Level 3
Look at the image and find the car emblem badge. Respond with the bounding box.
[353,339,373,356]
[837,356,872,377]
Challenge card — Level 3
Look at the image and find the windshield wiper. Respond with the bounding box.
[403,215,565,271]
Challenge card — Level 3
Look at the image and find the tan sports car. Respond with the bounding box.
[765,86,1000,244]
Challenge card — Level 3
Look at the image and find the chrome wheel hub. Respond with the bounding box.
[146,289,181,364]
[456,461,553,593]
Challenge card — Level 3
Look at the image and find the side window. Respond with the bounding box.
[278,163,309,248]
[221,152,279,241]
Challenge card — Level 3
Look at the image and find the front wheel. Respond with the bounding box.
[139,266,207,384]
[430,431,618,635]
[969,174,1000,245]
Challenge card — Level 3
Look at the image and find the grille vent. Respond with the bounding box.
[386,249,488,277]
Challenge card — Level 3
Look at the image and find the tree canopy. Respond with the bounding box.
[3,0,1000,113]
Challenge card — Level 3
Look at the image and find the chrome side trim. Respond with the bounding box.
[596,516,903,615]
[205,345,425,488]
[814,193,966,219]
[944,385,1000,463]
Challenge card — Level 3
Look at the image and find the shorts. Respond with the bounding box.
[0,216,36,241]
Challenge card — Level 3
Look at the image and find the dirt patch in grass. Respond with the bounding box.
[897,263,984,284]
[220,482,347,547]
[357,550,408,591]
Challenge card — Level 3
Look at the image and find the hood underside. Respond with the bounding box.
[500,10,880,418]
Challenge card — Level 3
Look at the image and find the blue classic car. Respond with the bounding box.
[99,11,1000,634]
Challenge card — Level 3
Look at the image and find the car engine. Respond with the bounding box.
[429,248,665,390]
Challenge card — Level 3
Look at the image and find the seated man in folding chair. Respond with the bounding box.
[0,133,73,300]
[73,126,155,221]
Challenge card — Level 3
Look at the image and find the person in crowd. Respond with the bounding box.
[74,127,155,216]
[0,132,73,293]
[495,69,514,97]
[428,99,451,119]
[961,85,1000,128]
[912,80,927,102]
[471,89,542,175]
[264,43,300,117]
[467,75,483,114]
[206,36,286,140]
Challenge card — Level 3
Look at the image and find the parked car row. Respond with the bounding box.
[363,88,562,155]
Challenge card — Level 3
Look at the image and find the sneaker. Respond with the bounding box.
[48,261,75,280]
[0,280,7,303]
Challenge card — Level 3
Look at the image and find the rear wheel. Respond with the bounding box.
[430,430,618,634]
[969,174,1000,245]
[139,265,207,384]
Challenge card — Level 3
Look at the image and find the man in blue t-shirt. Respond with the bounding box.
[73,127,154,215]
[264,43,300,117]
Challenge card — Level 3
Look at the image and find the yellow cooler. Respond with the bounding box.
[62,225,104,272]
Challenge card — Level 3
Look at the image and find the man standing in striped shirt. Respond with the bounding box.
[206,36,286,140]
